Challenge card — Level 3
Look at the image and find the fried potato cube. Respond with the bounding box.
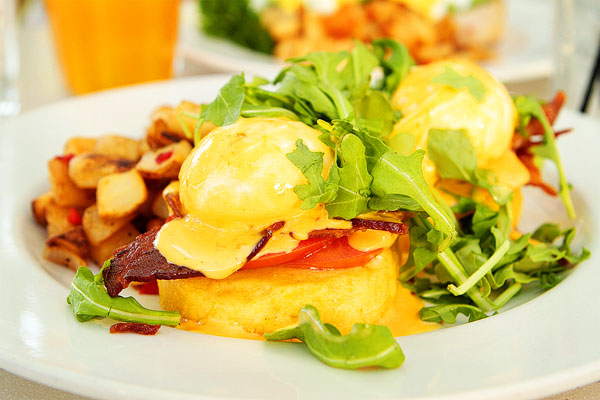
[136,140,192,180]
[45,201,82,237]
[48,157,95,208]
[89,223,140,266]
[94,135,141,162]
[82,204,134,246]
[146,101,214,148]
[31,192,54,226]
[151,192,169,219]
[68,153,135,189]
[161,181,185,217]
[44,226,89,270]
[97,169,147,219]
[63,137,97,155]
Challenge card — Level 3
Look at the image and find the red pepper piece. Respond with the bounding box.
[56,154,75,163]
[67,208,82,225]
[155,150,173,164]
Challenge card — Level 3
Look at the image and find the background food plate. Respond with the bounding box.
[0,76,598,400]
[178,0,553,83]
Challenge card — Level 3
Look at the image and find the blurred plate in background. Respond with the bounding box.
[178,0,552,83]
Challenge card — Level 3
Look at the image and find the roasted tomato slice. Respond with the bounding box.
[243,236,381,270]
[243,237,334,269]
[280,236,382,269]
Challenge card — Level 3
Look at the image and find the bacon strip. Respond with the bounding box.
[109,322,161,335]
[517,152,558,196]
[103,227,203,297]
[351,218,408,234]
[308,219,408,239]
[103,218,407,297]
[246,221,285,262]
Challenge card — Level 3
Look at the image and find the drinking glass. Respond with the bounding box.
[45,0,180,95]
[0,0,20,117]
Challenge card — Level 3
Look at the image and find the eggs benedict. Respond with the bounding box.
[156,118,404,334]
[104,117,411,335]
[389,58,530,220]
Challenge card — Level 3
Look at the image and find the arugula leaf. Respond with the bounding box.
[427,129,511,204]
[431,66,487,102]
[193,74,246,143]
[371,149,456,245]
[372,39,414,94]
[201,74,246,126]
[353,91,396,137]
[67,266,180,326]
[325,135,372,219]
[387,132,415,156]
[264,305,405,369]
[368,194,423,212]
[427,129,478,182]
[513,95,575,218]
[532,223,564,243]
[286,140,338,209]
[240,104,300,120]
[419,304,488,324]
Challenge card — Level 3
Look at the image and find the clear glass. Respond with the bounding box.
[0,0,20,117]
[553,0,575,107]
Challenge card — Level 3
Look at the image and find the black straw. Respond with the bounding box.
[580,34,600,113]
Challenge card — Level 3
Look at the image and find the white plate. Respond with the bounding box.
[0,76,598,400]
[178,0,553,83]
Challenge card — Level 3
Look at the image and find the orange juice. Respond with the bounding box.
[45,0,179,94]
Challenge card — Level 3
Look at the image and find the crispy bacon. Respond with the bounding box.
[525,91,565,137]
[351,218,408,234]
[246,221,285,262]
[308,218,408,238]
[103,227,203,297]
[518,152,558,196]
[103,218,406,297]
[109,322,161,335]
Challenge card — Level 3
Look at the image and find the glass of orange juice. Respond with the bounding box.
[45,0,180,95]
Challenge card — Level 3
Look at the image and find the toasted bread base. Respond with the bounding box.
[158,248,399,334]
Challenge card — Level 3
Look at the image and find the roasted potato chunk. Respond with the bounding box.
[89,223,140,266]
[151,192,169,219]
[48,157,95,208]
[31,192,54,226]
[44,226,89,270]
[68,154,134,189]
[63,137,97,155]
[146,101,213,148]
[136,141,192,180]
[45,201,83,237]
[94,135,140,162]
[82,204,134,246]
[96,169,147,219]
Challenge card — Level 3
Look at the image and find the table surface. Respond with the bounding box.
[3,0,600,399]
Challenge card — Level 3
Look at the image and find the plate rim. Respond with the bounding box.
[1,75,599,400]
